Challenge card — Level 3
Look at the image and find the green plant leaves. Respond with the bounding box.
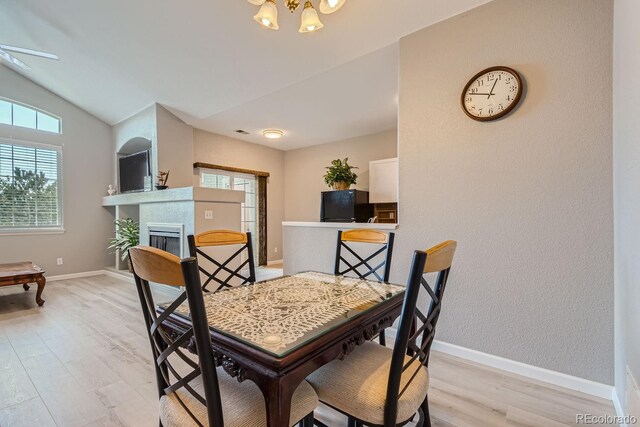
[108,218,140,261]
[323,157,358,187]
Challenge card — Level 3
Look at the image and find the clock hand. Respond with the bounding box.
[469,93,491,96]
[488,79,498,99]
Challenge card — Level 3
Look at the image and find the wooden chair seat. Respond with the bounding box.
[160,371,318,427]
[306,342,429,425]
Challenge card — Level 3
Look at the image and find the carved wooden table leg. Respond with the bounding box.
[35,276,46,306]
[23,283,30,291]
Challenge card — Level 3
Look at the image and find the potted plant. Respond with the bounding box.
[108,218,140,271]
[156,170,170,190]
[324,158,358,190]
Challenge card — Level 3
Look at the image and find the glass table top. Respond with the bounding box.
[170,271,405,358]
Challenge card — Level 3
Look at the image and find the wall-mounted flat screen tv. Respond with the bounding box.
[119,150,150,193]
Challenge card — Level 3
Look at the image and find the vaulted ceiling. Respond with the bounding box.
[1,0,490,149]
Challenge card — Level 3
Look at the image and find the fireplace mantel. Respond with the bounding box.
[102,186,244,272]
[102,186,244,206]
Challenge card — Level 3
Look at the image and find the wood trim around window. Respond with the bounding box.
[194,162,270,178]
[194,162,269,266]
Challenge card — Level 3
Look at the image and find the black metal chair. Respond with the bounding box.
[308,240,457,427]
[129,245,317,426]
[187,230,256,293]
[334,229,395,345]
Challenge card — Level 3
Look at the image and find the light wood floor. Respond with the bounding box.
[0,275,615,427]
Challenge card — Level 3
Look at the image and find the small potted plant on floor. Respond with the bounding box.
[324,158,358,190]
[108,218,140,272]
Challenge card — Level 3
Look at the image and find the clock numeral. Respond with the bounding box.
[509,85,517,92]
[498,104,504,111]
[488,108,494,115]
[466,97,472,103]
[470,88,478,94]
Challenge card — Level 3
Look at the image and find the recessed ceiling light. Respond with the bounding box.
[263,129,284,139]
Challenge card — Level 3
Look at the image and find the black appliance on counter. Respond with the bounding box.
[320,190,374,223]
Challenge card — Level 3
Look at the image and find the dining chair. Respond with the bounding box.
[334,229,395,345]
[187,230,256,292]
[129,245,318,427]
[308,240,457,427]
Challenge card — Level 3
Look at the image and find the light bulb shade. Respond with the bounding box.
[263,129,284,139]
[247,0,266,5]
[254,0,279,30]
[319,0,346,14]
[299,1,324,33]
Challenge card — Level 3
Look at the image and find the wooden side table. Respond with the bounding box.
[0,262,47,306]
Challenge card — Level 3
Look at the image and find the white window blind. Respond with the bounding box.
[0,140,63,231]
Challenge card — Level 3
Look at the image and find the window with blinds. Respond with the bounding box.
[0,141,63,231]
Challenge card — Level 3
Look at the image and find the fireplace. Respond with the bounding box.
[147,223,185,258]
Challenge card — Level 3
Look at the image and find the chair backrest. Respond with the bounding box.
[334,229,395,282]
[129,245,224,427]
[187,230,256,292]
[384,240,457,426]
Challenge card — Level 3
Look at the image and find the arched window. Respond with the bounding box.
[0,98,61,134]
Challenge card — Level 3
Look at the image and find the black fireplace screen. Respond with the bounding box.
[150,234,181,257]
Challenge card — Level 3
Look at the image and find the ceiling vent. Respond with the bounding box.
[235,129,250,135]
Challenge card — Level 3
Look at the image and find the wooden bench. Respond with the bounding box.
[0,262,47,306]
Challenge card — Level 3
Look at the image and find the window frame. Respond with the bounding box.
[0,97,62,134]
[0,137,64,235]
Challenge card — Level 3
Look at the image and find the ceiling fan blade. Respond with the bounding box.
[0,45,58,60]
[0,48,32,70]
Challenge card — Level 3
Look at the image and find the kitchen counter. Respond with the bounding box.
[282,221,399,275]
[282,221,398,230]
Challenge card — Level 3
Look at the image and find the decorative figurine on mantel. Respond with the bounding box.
[155,170,170,190]
[107,184,116,196]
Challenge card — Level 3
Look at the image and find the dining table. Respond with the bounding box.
[159,271,406,427]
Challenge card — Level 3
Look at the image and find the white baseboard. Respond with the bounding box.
[430,340,613,400]
[627,367,640,421]
[267,259,283,266]
[613,388,627,427]
[383,327,613,401]
[47,270,108,282]
[102,269,133,282]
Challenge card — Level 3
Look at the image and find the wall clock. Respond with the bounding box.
[461,66,523,121]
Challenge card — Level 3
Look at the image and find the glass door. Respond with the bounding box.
[200,169,259,265]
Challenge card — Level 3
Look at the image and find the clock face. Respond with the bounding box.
[461,66,522,121]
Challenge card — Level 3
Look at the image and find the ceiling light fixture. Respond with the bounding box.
[299,1,323,33]
[254,0,279,30]
[248,0,346,33]
[319,0,346,14]
[263,129,284,139]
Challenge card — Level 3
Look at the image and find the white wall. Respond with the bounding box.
[397,0,613,384]
[193,130,285,262]
[613,0,640,410]
[0,65,113,275]
[284,130,397,221]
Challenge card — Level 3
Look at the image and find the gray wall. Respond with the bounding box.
[0,65,113,276]
[156,105,193,188]
[397,0,614,384]
[193,130,285,262]
[284,130,397,221]
[613,0,640,407]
